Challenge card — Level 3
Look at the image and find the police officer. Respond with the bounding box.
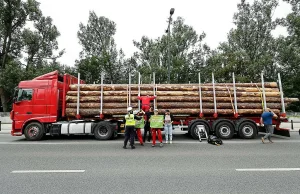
[123,107,142,149]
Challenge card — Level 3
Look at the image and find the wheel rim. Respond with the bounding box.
[28,126,39,137]
[242,125,253,137]
[219,125,230,137]
[98,126,108,137]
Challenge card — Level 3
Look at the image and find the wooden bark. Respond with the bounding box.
[66,102,284,109]
[69,83,279,91]
[66,103,138,108]
[66,95,296,103]
[66,91,280,97]
[65,108,280,117]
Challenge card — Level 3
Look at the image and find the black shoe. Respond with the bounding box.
[131,145,135,149]
[123,146,127,149]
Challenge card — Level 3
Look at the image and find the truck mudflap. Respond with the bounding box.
[258,126,290,138]
[273,128,290,137]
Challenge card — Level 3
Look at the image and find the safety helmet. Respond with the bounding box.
[127,107,133,112]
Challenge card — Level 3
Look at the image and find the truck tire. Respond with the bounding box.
[189,120,210,140]
[94,122,113,140]
[237,120,257,139]
[215,120,234,139]
[24,122,45,141]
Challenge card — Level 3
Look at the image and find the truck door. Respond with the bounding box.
[13,88,33,123]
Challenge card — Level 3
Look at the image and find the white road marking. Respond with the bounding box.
[11,170,85,173]
[236,168,300,172]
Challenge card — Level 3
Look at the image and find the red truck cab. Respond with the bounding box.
[10,71,83,138]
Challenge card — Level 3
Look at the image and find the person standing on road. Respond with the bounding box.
[143,107,154,142]
[135,109,145,146]
[138,95,156,112]
[260,108,278,143]
[123,107,142,149]
[150,109,164,147]
[164,110,174,144]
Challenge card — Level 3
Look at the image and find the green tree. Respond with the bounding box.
[0,0,65,111]
[22,15,64,71]
[276,0,300,111]
[77,11,120,84]
[133,17,209,84]
[207,0,279,83]
[0,0,41,111]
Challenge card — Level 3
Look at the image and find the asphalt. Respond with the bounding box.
[0,131,300,194]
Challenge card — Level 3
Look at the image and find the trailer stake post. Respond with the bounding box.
[76,73,81,119]
[233,72,238,118]
[212,73,218,118]
[278,73,286,117]
[261,71,267,110]
[100,72,104,119]
[198,73,203,118]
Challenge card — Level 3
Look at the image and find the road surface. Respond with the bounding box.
[0,129,299,194]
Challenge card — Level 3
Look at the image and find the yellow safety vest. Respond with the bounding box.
[125,114,135,126]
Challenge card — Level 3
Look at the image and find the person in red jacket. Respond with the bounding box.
[137,95,156,112]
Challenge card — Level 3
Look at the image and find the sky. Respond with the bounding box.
[38,0,292,67]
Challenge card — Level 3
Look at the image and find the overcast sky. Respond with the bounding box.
[38,0,291,67]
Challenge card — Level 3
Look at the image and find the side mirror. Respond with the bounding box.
[13,97,20,104]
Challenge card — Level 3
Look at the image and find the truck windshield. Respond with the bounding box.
[14,88,33,102]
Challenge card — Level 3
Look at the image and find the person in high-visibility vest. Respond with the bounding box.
[150,109,164,147]
[135,109,145,146]
[123,107,142,149]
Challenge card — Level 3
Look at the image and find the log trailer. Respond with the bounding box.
[8,71,292,141]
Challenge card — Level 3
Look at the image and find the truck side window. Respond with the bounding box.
[17,89,33,101]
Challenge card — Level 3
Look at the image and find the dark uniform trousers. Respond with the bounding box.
[143,122,152,142]
[124,125,135,146]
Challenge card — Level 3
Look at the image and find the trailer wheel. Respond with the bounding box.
[24,122,45,141]
[189,120,210,140]
[238,121,257,139]
[94,122,113,140]
[215,121,234,139]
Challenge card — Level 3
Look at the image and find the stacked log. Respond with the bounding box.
[65,83,299,117]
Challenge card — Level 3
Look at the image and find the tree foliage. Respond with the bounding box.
[76,11,122,84]
[206,0,280,83]
[0,0,65,111]
[133,17,210,84]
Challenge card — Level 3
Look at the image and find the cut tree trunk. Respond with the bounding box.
[66,103,139,109]
[66,102,284,109]
[69,83,279,91]
[65,108,280,117]
[66,91,280,97]
[66,95,296,103]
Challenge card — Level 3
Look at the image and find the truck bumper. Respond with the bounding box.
[11,120,22,136]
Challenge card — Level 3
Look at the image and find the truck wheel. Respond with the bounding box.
[238,121,257,139]
[215,121,234,139]
[24,122,45,141]
[189,121,210,140]
[94,122,113,140]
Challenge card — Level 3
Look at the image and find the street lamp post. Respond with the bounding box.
[166,8,175,84]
